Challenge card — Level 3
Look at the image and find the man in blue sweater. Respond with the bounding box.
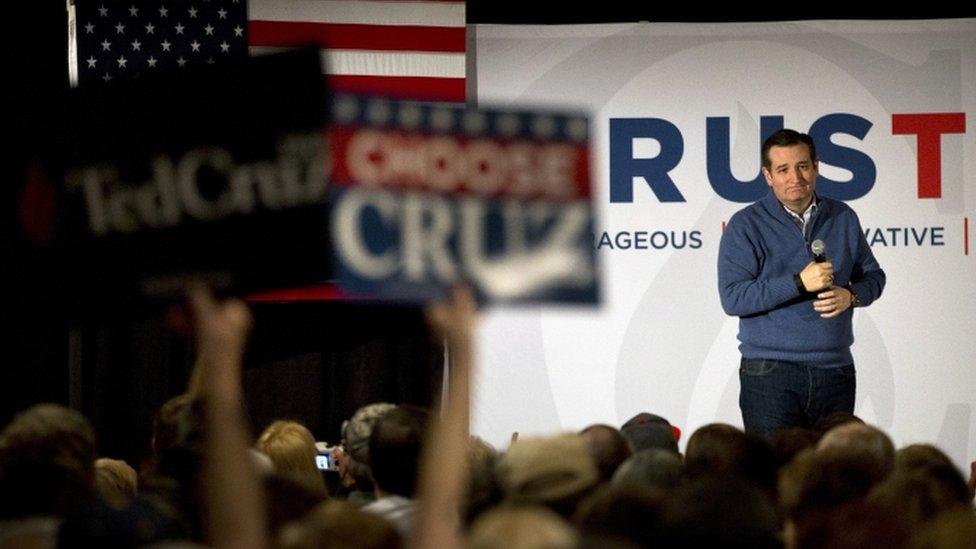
[717,129,885,438]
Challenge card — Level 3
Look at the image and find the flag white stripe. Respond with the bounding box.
[250,47,465,78]
[248,0,465,28]
[67,2,79,88]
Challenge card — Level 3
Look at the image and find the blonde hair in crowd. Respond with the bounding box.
[94,457,138,508]
[256,420,326,495]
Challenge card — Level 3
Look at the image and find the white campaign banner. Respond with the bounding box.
[472,19,976,470]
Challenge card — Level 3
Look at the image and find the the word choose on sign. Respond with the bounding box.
[328,95,598,303]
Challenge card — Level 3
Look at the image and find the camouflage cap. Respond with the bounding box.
[343,402,396,466]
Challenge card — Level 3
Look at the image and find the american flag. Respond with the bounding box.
[71,1,466,97]
[245,1,468,302]
[248,0,467,103]
[67,0,467,303]
[70,0,248,86]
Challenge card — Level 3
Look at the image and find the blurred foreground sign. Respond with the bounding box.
[31,49,329,317]
[327,95,598,303]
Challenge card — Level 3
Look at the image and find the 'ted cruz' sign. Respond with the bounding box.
[44,49,330,317]
[327,95,597,303]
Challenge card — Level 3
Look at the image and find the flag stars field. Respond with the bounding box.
[75,0,247,84]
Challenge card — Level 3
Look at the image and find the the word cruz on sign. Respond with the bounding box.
[327,94,598,303]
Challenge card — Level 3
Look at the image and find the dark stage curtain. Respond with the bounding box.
[75,301,444,467]
[0,1,71,429]
[243,301,445,445]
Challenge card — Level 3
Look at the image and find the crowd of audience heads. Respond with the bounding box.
[1,291,974,548]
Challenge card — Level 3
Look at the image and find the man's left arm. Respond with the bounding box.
[846,213,886,308]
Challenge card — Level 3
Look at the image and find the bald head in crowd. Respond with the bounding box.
[818,422,895,477]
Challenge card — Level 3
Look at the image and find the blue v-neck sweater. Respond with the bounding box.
[718,192,886,366]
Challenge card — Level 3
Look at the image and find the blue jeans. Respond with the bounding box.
[739,358,855,438]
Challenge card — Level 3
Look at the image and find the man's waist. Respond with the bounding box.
[739,354,852,369]
[738,343,852,367]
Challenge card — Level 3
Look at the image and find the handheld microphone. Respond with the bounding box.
[811,239,827,263]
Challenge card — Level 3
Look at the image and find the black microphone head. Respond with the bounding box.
[811,239,826,261]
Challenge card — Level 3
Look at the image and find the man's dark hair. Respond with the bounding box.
[761,129,817,168]
[794,499,909,549]
[0,403,97,518]
[868,467,971,528]
[771,427,821,469]
[662,477,781,549]
[683,423,777,493]
[780,447,886,523]
[574,484,665,547]
[580,424,633,483]
[264,473,328,535]
[142,394,205,540]
[911,509,976,548]
[368,405,430,498]
[894,443,957,473]
[149,393,204,481]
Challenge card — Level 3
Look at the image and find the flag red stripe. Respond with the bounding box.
[245,283,353,303]
[328,75,465,102]
[248,21,465,52]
